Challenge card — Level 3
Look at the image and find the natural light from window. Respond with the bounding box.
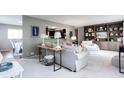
[8,29,22,39]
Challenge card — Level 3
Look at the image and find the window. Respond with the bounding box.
[8,29,22,39]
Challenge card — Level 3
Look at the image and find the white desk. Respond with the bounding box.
[0,61,24,78]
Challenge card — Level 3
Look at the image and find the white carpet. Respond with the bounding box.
[17,50,124,78]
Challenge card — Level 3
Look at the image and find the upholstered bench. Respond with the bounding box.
[111,56,124,69]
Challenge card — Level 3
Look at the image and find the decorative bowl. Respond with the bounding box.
[0,62,13,72]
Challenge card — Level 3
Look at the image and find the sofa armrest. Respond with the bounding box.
[1,51,15,62]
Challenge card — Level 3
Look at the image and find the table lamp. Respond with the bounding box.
[54,32,61,48]
[71,35,77,44]
[71,36,76,41]
[41,34,48,46]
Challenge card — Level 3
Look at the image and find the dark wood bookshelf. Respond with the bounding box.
[84,21,123,51]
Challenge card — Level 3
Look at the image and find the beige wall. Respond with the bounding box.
[0,24,22,49]
[23,15,75,57]
[77,27,84,44]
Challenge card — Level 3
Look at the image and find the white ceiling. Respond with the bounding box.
[0,15,124,27]
[29,15,124,27]
[0,15,22,26]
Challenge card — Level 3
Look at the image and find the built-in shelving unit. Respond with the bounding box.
[108,22,123,42]
[95,24,108,41]
[84,21,123,51]
[84,26,95,41]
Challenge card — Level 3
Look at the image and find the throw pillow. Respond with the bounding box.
[65,40,72,46]
[72,46,83,54]
[76,46,83,53]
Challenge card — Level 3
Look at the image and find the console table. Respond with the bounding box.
[119,46,124,74]
[37,45,64,71]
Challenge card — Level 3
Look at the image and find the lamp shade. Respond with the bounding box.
[54,32,61,39]
[40,34,48,38]
[71,36,77,40]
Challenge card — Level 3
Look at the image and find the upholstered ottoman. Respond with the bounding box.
[111,56,124,69]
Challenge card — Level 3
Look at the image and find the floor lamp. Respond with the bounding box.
[54,32,61,48]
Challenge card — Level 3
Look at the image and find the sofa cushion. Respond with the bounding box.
[0,51,15,63]
[63,45,77,50]
[63,45,85,54]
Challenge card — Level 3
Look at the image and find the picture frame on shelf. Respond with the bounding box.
[31,26,39,37]
[96,32,107,38]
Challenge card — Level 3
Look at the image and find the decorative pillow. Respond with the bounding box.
[65,40,72,46]
[82,41,93,46]
[63,45,77,50]
[66,42,72,46]
[75,46,84,53]
[0,52,3,63]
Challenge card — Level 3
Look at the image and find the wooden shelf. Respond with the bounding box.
[84,25,95,40]
[84,21,123,42]
[84,21,123,51]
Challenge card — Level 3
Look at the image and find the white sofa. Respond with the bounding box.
[81,41,100,55]
[55,45,88,72]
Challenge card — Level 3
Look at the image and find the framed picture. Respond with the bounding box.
[96,32,107,38]
[31,26,39,37]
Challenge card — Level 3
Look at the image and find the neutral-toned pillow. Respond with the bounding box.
[79,46,83,52]
[0,52,3,63]
[82,41,93,46]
